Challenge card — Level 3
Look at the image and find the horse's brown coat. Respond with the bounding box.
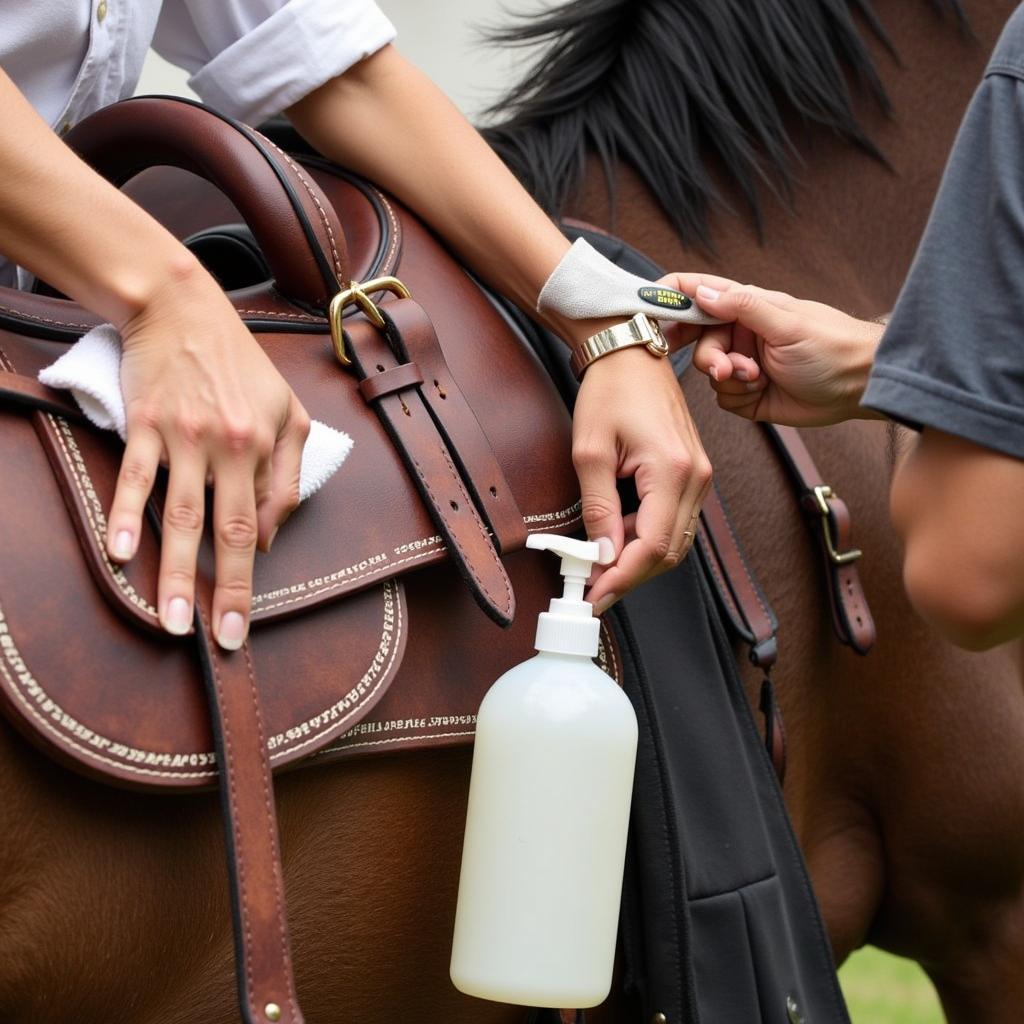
[565,3,1024,1019]
[1,2,1023,1022]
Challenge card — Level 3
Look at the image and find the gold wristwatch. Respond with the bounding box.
[569,312,669,379]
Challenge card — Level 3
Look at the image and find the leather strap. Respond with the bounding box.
[385,301,528,554]
[764,425,876,654]
[192,582,304,1024]
[344,299,517,627]
[358,361,424,402]
[696,485,786,782]
[0,372,87,424]
[696,485,779,670]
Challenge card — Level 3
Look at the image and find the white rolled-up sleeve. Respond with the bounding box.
[152,0,396,125]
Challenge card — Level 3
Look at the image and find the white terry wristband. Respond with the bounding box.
[537,238,725,325]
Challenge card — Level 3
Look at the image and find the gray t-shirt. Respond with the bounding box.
[861,5,1024,459]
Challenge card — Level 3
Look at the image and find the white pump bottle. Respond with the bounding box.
[450,533,638,1009]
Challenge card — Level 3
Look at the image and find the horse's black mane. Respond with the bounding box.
[482,0,966,245]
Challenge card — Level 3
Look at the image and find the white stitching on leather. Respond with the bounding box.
[370,186,400,274]
[264,580,403,759]
[315,728,476,756]
[0,604,214,780]
[0,303,96,330]
[248,497,585,610]
[48,417,159,619]
[257,133,343,283]
[0,582,401,781]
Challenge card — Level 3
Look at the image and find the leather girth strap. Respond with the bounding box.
[764,424,876,654]
[192,581,305,1024]
[696,485,786,782]
[344,298,520,627]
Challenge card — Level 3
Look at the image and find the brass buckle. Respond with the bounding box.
[812,485,862,565]
[329,276,411,366]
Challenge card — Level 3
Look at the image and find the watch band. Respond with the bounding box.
[569,312,669,379]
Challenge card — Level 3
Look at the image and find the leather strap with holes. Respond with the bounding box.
[344,299,517,627]
[764,424,876,654]
[192,582,304,1024]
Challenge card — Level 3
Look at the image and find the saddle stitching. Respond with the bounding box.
[316,727,476,757]
[258,133,344,284]
[0,584,399,780]
[47,417,160,618]
[241,638,298,1018]
[265,581,403,760]
[371,187,401,273]
[0,303,95,329]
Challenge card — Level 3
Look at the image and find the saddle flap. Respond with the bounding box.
[0,99,605,793]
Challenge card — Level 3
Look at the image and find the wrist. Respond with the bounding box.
[844,318,886,420]
[111,246,222,336]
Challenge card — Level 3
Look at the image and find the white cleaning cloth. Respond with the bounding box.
[38,324,352,502]
[537,238,726,325]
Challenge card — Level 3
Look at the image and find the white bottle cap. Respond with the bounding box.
[525,534,613,657]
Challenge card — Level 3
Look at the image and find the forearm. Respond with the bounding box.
[286,46,613,348]
[891,430,1024,649]
[0,71,200,327]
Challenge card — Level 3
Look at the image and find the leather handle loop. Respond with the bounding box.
[66,96,348,310]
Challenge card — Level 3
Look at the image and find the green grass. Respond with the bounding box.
[839,946,944,1023]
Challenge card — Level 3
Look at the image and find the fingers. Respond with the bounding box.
[107,420,163,564]
[588,441,712,613]
[572,432,626,574]
[695,282,797,340]
[210,447,261,651]
[157,446,208,636]
[257,396,311,551]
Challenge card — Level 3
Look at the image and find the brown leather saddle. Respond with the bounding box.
[0,96,875,1024]
[0,96,623,1024]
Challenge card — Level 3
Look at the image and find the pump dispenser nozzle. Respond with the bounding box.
[525,533,614,657]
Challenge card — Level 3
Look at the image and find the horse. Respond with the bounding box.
[484,0,1024,1019]
[0,2,1020,1023]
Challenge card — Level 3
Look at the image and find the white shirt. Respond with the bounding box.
[0,0,396,287]
[1,0,397,130]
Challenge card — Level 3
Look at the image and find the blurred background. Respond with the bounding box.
[139,3,945,1020]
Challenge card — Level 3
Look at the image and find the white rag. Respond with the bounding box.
[537,238,726,325]
[38,324,352,502]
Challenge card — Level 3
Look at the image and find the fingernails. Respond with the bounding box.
[112,530,134,561]
[164,597,192,636]
[745,381,763,392]
[594,593,618,616]
[595,536,616,565]
[733,367,751,382]
[697,285,720,302]
[217,611,247,651]
[266,526,279,553]
[709,365,720,382]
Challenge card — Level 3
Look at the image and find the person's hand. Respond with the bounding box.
[571,345,712,613]
[660,273,885,426]
[109,262,310,650]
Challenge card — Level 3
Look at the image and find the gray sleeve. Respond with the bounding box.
[861,59,1024,460]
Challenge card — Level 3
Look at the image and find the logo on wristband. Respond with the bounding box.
[638,286,692,310]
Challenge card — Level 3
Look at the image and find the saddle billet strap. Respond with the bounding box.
[344,298,517,627]
[191,584,305,1024]
[696,484,779,670]
[695,486,787,782]
[384,300,528,554]
[763,425,876,654]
